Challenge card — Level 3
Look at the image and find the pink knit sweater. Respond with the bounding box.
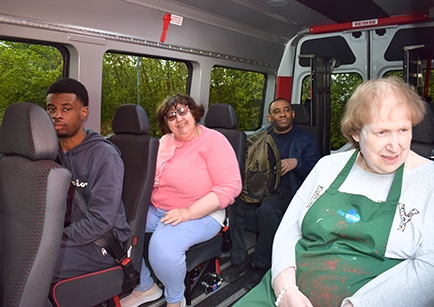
[152,125,242,211]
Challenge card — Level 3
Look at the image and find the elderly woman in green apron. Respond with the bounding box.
[234,77,434,307]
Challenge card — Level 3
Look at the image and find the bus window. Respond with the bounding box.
[101,52,190,137]
[384,70,434,100]
[0,40,65,125]
[302,73,362,150]
[209,66,265,131]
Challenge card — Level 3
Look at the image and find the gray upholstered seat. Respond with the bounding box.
[182,103,246,305]
[204,103,247,170]
[0,102,71,307]
[411,100,434,159]
[292,103,319,144]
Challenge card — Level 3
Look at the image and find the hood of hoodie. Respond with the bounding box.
[66,129,120,155]
[59,129,121,186]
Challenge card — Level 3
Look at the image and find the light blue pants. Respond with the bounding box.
[136,205,221,303]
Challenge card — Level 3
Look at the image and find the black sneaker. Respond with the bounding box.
[222,256,251,282]
[244,267,268,290]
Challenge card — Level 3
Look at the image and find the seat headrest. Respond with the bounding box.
[204,104,238,129]
[292,104,311,125]
[412,101,434,144]
[0,102,58,160]
[112,104,150,135]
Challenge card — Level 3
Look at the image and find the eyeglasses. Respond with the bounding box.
[165,106,190,121]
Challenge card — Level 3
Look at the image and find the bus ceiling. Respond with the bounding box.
[164,0,432,40]
[309,12,430,34]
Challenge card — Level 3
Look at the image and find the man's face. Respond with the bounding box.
[267,99,295,133]
[46,93,88,139]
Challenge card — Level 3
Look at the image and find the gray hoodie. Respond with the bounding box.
[59,129,131,246]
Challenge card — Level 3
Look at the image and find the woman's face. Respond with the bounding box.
[353,97,412,174]
[166,104,197,141]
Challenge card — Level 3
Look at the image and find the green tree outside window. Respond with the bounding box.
[302,73,363,150]
[0,41,63,125]
[209,66,265,131]
[101,52,189,137]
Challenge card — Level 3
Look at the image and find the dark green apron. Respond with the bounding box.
[295,151,403,307]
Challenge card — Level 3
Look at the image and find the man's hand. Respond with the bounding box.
[280,158,297,176]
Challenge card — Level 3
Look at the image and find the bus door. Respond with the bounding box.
[289,31,368,156]
[285,21,434,156]
[370,22,434,86]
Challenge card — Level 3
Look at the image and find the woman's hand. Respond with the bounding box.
[161,208,191,226]
[273,268,313,307]
[277,288,314,307]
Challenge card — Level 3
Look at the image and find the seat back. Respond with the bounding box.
[178,104,246,305]
[204,104,246,248]
[204,103,247,170]
[292,104,319,140]
[411,100,434,159]
[0,102,70,307]
[109,104,159,274]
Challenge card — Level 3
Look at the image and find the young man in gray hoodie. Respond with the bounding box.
[46,78,131,282]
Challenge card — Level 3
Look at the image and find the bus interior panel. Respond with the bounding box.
[1,0,434,306]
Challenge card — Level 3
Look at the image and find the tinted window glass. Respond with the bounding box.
[101,52,190,137]
[209,66,265,131]
[0,40,65,124]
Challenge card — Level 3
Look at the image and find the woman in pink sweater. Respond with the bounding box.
[121,94,242,307]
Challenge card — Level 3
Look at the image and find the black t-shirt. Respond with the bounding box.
[271,128,295,190]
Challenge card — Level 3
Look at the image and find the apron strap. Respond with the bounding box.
[385,163,404,203]
[328,150,404,202]
[328,150,358,191]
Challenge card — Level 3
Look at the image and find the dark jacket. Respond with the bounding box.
[59,129,131,246]
[272,125,320,195]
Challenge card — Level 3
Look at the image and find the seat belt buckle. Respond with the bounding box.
[120,257,136,279]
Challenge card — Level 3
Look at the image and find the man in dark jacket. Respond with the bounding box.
[223,98,320,289]
[46,78,131,282]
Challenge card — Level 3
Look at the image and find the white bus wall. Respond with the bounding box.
[1,0,280,132]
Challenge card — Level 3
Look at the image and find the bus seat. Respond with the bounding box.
[182,103,246,305]
[411,100,434,159]
[0,102,70,307]
[142,103,245,305]
[292,104,318,139]
[204,103,247,171]
[50,104,158,307]
[109,104,159,276]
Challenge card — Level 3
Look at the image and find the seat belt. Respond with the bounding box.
[72,186,136,279]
